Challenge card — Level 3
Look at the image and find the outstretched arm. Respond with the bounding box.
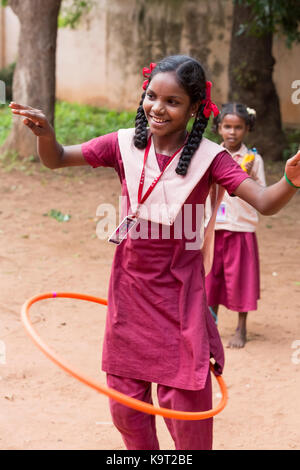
[9,102,87,169]
[234,151,300,215]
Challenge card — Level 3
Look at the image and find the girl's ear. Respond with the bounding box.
[190,101,201,118]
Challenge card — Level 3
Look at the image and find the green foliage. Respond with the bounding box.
[283,128,300,160]
[2,0,93,30]
[44,209,71,222]
[203,119,219,143]
[0,100,136,158]
[0,100,132,149]
[0,102,13,146]
[54,101,135,144]
[58,0,94,29]
[0,100,135,171]
[235,0,300,46]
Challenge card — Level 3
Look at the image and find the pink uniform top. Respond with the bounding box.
[82,131,249,390]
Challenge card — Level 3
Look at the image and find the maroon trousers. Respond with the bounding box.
[107,372,213,450]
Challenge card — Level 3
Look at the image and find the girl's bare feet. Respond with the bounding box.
[227,327,247,348]
[227,312,248,348]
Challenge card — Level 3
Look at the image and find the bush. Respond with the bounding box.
[54,101,136,144]
[0,103,12,146]
[283,128,300,160]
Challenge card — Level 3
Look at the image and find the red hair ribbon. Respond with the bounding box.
[202,81,219,119]
[142,62,157,90]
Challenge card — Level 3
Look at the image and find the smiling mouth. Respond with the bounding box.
[150,115,169,124]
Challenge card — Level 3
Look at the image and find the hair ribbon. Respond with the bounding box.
[202,81,219,118]
[142,62,157,90]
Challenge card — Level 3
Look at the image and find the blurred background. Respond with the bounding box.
[0,2,299,451]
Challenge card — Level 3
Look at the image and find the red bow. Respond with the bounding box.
[202,81,219,119]
[142,62,157,90]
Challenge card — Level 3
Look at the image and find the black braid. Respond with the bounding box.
[176,104,209,176]
[134,91,148,149]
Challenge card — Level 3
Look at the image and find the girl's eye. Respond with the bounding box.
[168,99,179,105]
[170,102,177,106]
[146,92,155,100]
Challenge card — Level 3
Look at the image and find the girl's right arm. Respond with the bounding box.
[9,102,87,168]
[234,150,300,215]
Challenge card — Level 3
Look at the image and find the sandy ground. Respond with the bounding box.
[0,162,299,450]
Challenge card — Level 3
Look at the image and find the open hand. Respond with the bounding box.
[285,149,300,188]
[9,102,54,138]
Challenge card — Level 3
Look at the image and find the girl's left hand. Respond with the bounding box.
[285,150,300,188]
[244,159,254,174]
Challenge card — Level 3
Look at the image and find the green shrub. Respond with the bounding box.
[0,103,12,146]
[55,101,135,144]
[283,127,300,160]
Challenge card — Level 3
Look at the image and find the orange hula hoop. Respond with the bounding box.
[21,292,228,421]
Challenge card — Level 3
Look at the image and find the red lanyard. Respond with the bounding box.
[137,135,185,210]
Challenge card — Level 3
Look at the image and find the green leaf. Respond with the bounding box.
[58,0,94,29]
[46,209,71,222]
[234,0,300,45]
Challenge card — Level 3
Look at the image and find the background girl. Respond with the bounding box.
[205,103,266,348]
[9,55,300,450]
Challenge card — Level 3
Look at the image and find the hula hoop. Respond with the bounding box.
[21,292,228,421]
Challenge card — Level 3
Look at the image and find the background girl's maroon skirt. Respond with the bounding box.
[205,230,260,312]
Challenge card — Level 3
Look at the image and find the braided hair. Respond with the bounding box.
[212,102,256,133]
[133,55,209,176]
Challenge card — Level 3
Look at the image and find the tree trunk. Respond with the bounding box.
[1,0,62,158]
[228,2,286,161]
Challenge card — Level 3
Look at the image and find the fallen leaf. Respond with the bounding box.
[44,209,71,222]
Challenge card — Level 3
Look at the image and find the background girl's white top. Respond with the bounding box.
[214,143,266,232]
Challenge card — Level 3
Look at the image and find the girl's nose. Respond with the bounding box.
[152,100,164,114]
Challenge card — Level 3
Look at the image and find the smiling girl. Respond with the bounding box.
[9,55,300,450]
